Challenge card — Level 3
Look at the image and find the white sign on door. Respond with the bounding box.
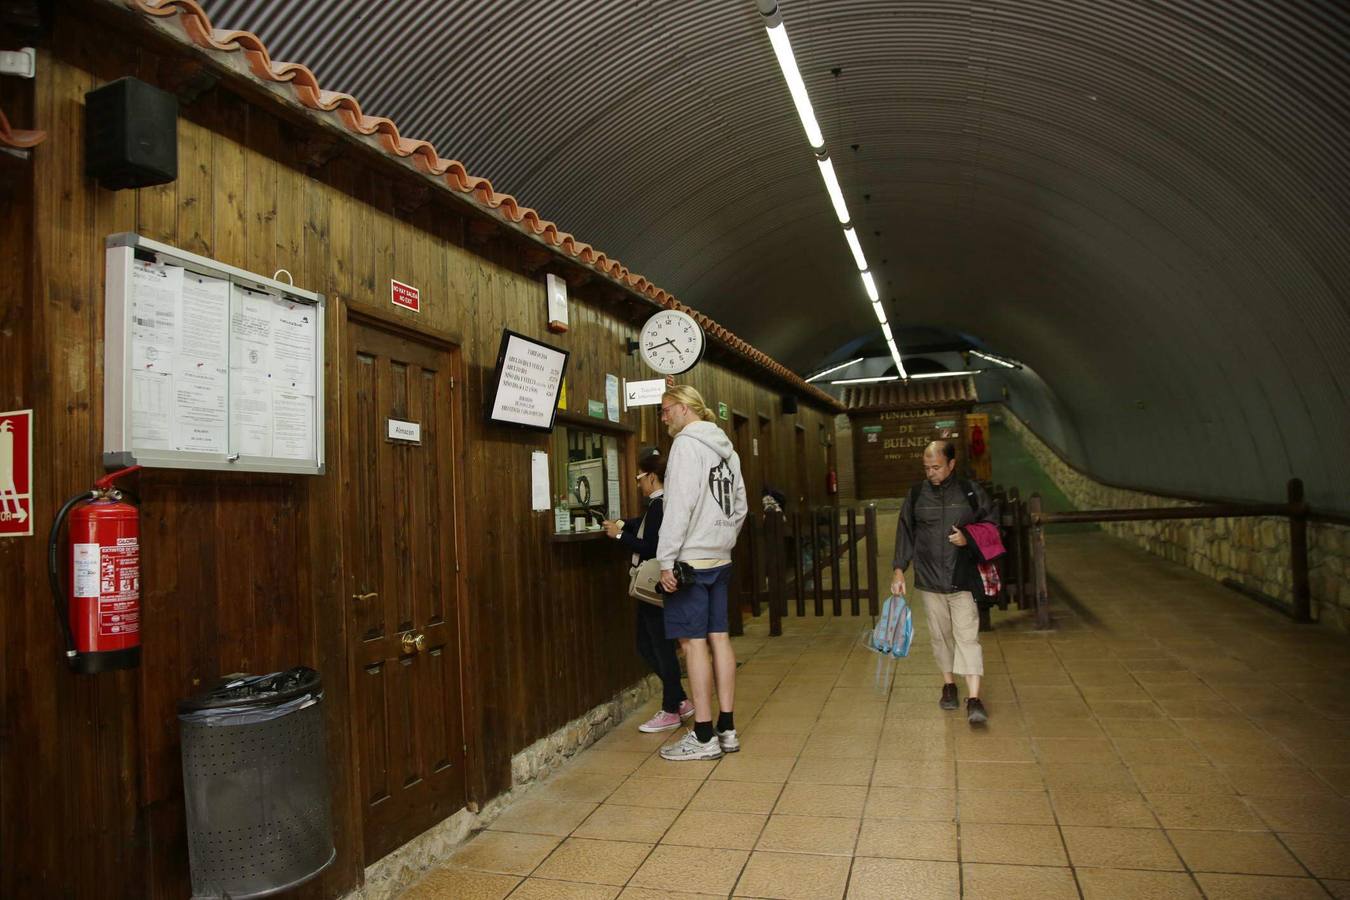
[387,419,421,443]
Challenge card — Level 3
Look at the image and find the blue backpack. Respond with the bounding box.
[870,594,914,658]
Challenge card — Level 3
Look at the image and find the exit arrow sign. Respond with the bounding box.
[623,378,666,410]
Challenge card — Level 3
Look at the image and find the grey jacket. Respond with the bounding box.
[656,421,748,568]
[892,477,997,592]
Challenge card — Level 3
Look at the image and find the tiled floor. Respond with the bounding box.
[403,526,1350,899]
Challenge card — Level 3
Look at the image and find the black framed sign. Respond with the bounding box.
[485,329,569,433]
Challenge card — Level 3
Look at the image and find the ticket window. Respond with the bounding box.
[550,425,626,531]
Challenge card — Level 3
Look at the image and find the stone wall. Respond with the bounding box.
[994,407,1350,630]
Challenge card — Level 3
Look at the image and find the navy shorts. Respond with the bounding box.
[664,564,733,639]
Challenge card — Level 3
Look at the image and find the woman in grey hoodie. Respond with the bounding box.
[655,386,749,761]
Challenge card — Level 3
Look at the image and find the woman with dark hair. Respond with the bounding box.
[604,452,693,731]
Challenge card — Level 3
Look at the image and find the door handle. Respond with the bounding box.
[352,591,378,602]
[401,631,427,655]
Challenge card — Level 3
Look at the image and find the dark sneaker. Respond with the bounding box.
[939,683,959,710]
[967,697,989,725]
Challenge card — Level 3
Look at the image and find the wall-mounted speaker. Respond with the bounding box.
[85,77,178,190]
[782,396,798,415]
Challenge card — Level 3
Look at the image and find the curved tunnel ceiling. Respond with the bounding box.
[202,0,1350,510]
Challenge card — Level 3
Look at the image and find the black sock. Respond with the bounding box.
[694,721,714,743]
[717,711,735,733]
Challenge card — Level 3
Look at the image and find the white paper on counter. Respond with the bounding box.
[530,450,551,511]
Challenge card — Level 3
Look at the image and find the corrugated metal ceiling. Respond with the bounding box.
[200,0,1350,509]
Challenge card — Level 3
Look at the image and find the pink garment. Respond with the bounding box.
[963,521,1006,562]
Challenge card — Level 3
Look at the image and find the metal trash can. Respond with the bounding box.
[178,667,335,899]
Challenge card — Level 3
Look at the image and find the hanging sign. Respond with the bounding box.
[391,279,420,313]
[546,273,569,333]
[623,378,665,410]
[0,409,33,537]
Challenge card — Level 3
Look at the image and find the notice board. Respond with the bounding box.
[103,233,326,475]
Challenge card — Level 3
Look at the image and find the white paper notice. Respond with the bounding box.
[130,261,182,374]
[229,371,272,457]
[490,335,566,429]
[271,300,316,396]
[178,273,230,363]
[130,370,173,449]
[530,451,551,511]
[271,390,314,460]
[230,287,273,375]
[605,374,620,423]
[171,358,228,453]
[604,438,621,521]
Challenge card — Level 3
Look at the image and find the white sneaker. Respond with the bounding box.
[716,728,740,753]
[660,730,723,761]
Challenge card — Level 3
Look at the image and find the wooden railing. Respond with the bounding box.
[1007,477,1317,625]
[735,505,881,637]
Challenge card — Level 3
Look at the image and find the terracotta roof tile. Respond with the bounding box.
[0,107,46,149]
[842,377,980,411]
[116,0,840,410]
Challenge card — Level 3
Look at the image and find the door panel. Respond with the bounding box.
[345,318,464,863]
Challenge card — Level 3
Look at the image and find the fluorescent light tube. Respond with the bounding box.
[832,375,900,385]
[886,339,908,378]
[861,271,879,302]
[805,356,866,383]
[843,227,867,270]
[969,349,1018,369]
[765,22,824,150]
[907,371,983,380]
[816,156,851,224]
[871,300,886,324]
[881,322,893,341]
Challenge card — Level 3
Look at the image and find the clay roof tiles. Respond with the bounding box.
[841,377,979,412]
[118,0,840,410]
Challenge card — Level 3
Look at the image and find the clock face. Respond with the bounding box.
[639,310,706,375]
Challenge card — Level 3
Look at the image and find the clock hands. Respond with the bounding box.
[647,338,683,358]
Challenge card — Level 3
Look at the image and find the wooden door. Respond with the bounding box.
[344,318,465,864]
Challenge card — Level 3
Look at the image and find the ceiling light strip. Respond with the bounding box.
[805,356,866,383]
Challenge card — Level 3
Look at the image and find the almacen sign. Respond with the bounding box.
[852,406,972,499]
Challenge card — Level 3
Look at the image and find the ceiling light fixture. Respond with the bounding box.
[861,271,879,303]
[843,226,867,270]
[831,374,900,385]
[762,12,824,150]
[908,370,986,380]
[805,356,866,382]
[969,349,1020,369]
[758,0,903,380]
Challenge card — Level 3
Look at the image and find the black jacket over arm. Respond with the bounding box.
[618,497,663,562]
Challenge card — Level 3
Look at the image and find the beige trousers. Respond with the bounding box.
[916,589,984,676]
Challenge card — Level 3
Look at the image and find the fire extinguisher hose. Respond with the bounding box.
[48,489,95,660]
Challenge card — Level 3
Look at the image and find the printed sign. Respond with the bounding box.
[623,378,665,409]
[391,279,420,313]
[587,399,606,419]
[717,401,729,420]
[546,273,569,331]
[0,409,32,537]
[387,418,421,443]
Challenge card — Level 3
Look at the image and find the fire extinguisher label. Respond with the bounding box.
[99,538,140,636]
[73,543,100,597]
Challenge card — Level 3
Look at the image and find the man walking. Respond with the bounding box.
[656,386,748,761]
[891,440,997,724]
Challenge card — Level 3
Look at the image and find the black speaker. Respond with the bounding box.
[85,77,178,190]
[782,395,798,415]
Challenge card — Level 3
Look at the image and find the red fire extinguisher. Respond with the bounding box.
[826,469,838,495]
[48,466,142,673]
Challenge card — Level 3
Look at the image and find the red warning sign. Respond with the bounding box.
[0,409,32,538]
[391,279,420,313]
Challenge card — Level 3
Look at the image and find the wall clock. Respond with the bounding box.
[638,310,705,375]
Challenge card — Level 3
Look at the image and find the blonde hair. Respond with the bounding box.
[663,385,717,423]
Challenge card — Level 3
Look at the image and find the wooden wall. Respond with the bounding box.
[851,406,974,499]
[0,9,838,898]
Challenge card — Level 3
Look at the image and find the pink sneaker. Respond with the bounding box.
[639,710,683,733]
[678,700,695,719]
